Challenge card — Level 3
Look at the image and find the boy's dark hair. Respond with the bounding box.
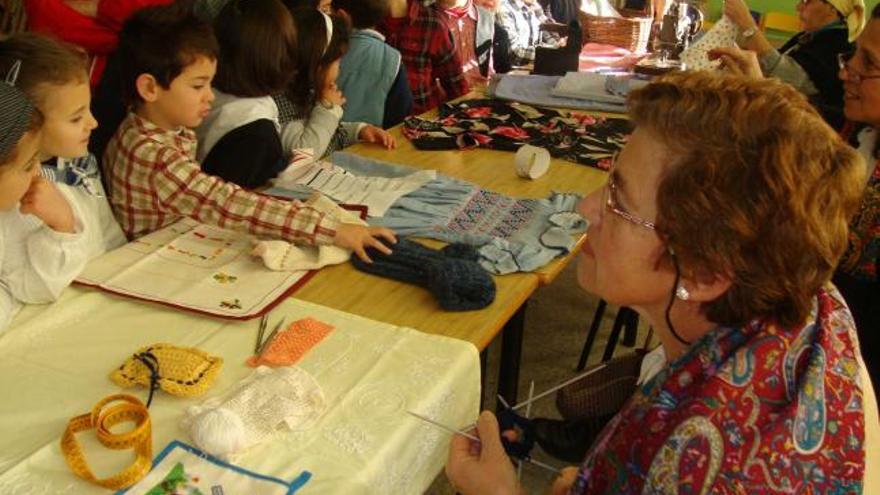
[117,0,219,106]
[213,0,298,97]
[283,5,350,117]
[331,0,388,29]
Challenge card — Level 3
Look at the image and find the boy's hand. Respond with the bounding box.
[333,223,396,263]
[321,82,347,107]
[19,176,77,233]
[359,125,396,149]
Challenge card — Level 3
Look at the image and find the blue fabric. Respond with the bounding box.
[318,152,587,274]
[489,73,628,113]
[41,153,105,197]
[338,30,401,127]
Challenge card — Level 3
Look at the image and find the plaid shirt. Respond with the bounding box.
[381,0,469,114]
[103,112,338,245]
[497,0,556,67]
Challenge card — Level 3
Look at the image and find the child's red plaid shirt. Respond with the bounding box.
[103,113,338,245]
[381,0,470,114]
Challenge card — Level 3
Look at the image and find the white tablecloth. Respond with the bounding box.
[0,287,480,494]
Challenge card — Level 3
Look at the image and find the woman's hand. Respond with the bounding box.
[333,224,396,262]
[359,125,396,149]
[708,46,763,78]
[19,176,77,233]
[446,411,522,495]
[723,0,758,31]
[549,467,580,495]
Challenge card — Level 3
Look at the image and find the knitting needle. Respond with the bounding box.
[509,363,608,413]
[466,363,610,432]
[517,380,536,482]
[407,410,561,475]
[497,394,512,410]
[257,317,287,355]
[407,410,479,442]
[254,314,268,353]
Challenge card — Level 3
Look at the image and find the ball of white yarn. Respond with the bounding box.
[189,407,248,458]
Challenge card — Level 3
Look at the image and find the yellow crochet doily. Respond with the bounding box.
[110,343,223,398]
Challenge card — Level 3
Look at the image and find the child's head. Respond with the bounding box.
[284,5,350,115]
[118,1,219,129]
[0,33,96,160]
[0,81,42,210]
[331,0,388,29]
[213,0,298,98]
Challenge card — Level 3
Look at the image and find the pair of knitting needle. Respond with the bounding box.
[406,409,561,475]
[254,314,286,355]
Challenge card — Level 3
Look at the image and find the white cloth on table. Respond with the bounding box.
[0,292,480,494]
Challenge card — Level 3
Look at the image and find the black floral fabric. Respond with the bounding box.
[402,99,632,170]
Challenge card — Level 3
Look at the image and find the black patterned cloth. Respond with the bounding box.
[402,98,632,170]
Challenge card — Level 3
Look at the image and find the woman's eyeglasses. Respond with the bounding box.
[838,50,880,84]
[604,172,657,231]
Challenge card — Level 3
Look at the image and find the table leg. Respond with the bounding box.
[480,349,488,410]
[497,302,527,410]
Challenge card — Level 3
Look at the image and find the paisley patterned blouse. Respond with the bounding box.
[570,287,867,494]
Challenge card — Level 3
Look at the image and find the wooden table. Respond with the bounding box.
[293,109,611,403]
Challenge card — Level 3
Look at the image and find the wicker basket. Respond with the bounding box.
[555,350,646,421]
[578,9,653,53]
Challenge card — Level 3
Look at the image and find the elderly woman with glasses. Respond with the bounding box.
[723,0,864,126]
[444,71,880,494]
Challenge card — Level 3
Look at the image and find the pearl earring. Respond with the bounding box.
[676,286,690,301]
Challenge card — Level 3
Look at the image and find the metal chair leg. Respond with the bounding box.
[576,299,608,371]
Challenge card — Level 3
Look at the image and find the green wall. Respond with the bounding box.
[705,0,880,21]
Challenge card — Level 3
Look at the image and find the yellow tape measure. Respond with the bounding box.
[60,394,153,490]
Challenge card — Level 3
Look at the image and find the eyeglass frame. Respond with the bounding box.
[603,164,657,231]
[838,50,880,84]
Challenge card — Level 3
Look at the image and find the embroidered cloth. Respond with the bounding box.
[403,99,631,170]
[267,152,587,274]
[570,287,869,494]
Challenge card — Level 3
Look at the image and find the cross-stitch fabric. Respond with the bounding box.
[679,16,738,71]
[119,440,311,495]
[569,287,867,494]
[403,99,632,170]
[267,151,587,274]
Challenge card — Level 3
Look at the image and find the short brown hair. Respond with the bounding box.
[213,0,298,97]
[331,0,388,29]
[118,1,218,106]
[628,71,866,328]
[0,33,89,108]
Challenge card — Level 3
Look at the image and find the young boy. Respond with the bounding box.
[0,76,89,329]
[380,0,469,114]
[333,0,413,128]
[0,33,128,259]
[104,3,395,262]
[435,0,496,87]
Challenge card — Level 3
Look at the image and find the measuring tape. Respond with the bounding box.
[60,394,153,490]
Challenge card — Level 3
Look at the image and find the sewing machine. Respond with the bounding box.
[634,0,703,75]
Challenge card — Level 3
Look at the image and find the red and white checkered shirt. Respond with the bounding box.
[103,112,338,245]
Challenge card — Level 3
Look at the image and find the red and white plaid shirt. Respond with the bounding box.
[381,0,470,114]
[103,112,338,245]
